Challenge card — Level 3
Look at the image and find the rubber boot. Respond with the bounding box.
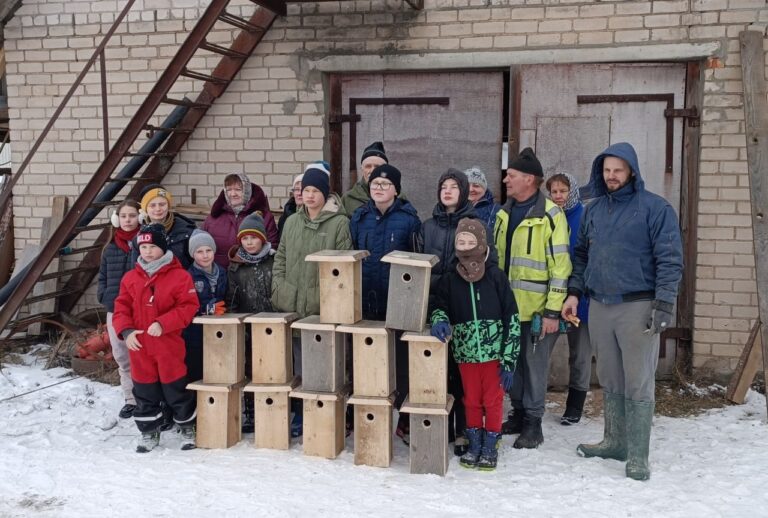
[561,389,587,425]
[459,427,483,469]
[477,430,501,471]
[625,399,654,481]
[513,415,543,449]
[501,408,525,435]
[577,391,627,461]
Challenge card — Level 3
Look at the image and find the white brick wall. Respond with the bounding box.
[3,0,768,376]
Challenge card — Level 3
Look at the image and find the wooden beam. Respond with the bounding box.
[727,322,763,404]
[740,29,768,418]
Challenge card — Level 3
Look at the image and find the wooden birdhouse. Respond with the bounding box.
[245,312,299,384]
[336,320,395,398]
[186,380,247,449]
[243,377,299,450]
[292,315,346,393]
[347,394,394,468]
[401,330,448,406]
[381,252,439,332]
[290,386,350,459]
[305,250,370,325]
[400,395,455,476]
[193,314,247,385]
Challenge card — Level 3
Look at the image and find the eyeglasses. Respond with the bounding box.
[370,181,394,191]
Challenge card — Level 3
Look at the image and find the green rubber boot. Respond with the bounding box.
[625,399,654,481]
[576,391,627,461]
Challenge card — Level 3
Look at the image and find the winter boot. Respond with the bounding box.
[477,430,502,471]
[561,389,587,426]
[180,423,196,451]
[290,410,303,438]
[459,428,483,469]
[513,415,543,449]
[395,413,410,446]
[136,430,160,453]
[577,391,627,461]
[119,403,136,419]
[625,399,654,481]
[454,435,469,457]
[501,408,525,435]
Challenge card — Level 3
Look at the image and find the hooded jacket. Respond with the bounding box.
[349,197,421,320]
[182,263,229,352]
[202,176,279,268]
[473,189,502,233]
[271,194,353,318]
[568,142,683,305]
[226,246,274,314]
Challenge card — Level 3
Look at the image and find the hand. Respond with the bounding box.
[561,295,579,320]
[499,366,514,392]
[126,331,144,351]
[541,317,559,337]
[430,321,451,343]
[213,301,226,316]
[147,322,163,337]
[646,300,673,335]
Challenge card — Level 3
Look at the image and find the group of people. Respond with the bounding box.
[97,138,683,481]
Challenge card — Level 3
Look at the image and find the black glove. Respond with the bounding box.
[646,300,673,335]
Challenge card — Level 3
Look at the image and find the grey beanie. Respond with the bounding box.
[464,166,488,190]
[188,228,216,256]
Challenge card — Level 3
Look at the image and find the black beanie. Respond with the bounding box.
[368,164,402,195]
[137,223,169,253]
[302,167,330,200]
[361,141,388,164]
[437,168,470,209]
[508,147,543,177]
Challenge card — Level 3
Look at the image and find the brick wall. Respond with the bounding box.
[3,0,767,376]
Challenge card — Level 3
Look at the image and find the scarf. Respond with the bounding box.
[193,263,221,293]
[141,210,175,233]
[236,242,272,264]
[114,227,138,253]
[560,172,581,212]
[225,175,253,215]
[137,250,174,277]
[455,218,488,283]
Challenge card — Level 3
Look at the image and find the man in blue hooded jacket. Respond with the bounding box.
[561,142,683,481]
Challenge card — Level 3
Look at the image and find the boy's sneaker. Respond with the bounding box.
[118,404,136,419]
[395,414,410,446]
[180,423,196,451]
[136,430,160,453]
[290,412,303,438]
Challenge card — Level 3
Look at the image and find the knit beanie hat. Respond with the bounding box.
[368,164,402,195]
[508,147,543,177]
[302,167,330,200]
[140,185,173,213]
[437,168,470,209]
[188,228,216,256]
[361,141,388,164]
[455,218,488,283]
[304,161,331,176]
[237,212,268,243]
[137,223,169,253]
[464,166,488,190]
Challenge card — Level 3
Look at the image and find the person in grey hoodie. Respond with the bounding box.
[562,142,683,482]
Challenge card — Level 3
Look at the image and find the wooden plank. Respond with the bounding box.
[298,327,346,392]
[29,196,69,335]
[243,376,299,394]
[350,329,395,398]
[401,329,443,343]
[317,260,362,324]
[726,322,763,404]
[336,320,388,335]
[290,384,351,401]
[385,262,432,332]
[202,320,245,384]
[400,394,455,416]
[290,315,336,331]
[195,387,242,449]
[353,403,393,467]
[302,394,346,459]
[409,411,449,476]
[243,312,299,324]
[250,319,293,384]
[192,313,248,325]
[305,249,370,262]
[406,337,448,405]
[348,392,395,406]
[253,390,291,450]
[187,379,248,393]
[381,251,439,268]
[740,30,768,419]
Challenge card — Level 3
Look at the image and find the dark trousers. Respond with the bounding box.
[448,354,466,441]
[133,377,195,433]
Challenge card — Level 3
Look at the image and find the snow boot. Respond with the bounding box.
[625,399,654,481]
[136,430,160,453]
[501,408,525,435]
[180,423,196,451]
[513,415,543,449]
[454,435,469,457]
[459,427,483,469]
[290,410,303,438]
[577,391,627,461]
[561,389,587,426]
[477,430,502,471]
[395,413,410,446]
[119,403,136,419]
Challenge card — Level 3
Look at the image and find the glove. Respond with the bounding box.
[213,301,226,316]
[646,300,673,335]
[499,366,514,392]
[430,321,451,343]
[205,301,216,315]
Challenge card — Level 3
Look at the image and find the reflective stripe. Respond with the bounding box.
[135,412,163,422]
[175,409,197,425]
[547,205,561,218]
[511,257,547,270]
[551,244,569,255]
[511,280,548,293]
[549,278,568,289]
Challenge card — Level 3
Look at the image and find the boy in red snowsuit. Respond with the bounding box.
[113,223,199,453]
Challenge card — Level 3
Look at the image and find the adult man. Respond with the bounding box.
[341,141,389,215]
[561,142,683,481]
[494,147,572,448]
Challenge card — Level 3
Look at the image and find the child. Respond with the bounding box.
[97,199,141,419]
[113,224,200,453]
[429,218,521,471]
[137,185,197,268]
[226,212,274,314]
[184,229,228,384]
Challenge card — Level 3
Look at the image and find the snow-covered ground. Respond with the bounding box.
[1,350,767,518]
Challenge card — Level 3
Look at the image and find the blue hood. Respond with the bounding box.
[589,142,644,197]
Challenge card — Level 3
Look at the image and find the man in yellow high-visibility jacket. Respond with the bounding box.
[494,147,572,449]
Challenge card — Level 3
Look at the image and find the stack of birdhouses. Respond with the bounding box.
[186,314,249,449]
[290,250,369,459]
[243,312,299,450]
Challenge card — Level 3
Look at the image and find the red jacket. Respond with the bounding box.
[202,183,279,268]
[113,257,199,381]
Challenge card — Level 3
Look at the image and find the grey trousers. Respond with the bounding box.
[589,300,658,403]
[510,321,559,418]
[107,312,135,405]
[567,323,593,392]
